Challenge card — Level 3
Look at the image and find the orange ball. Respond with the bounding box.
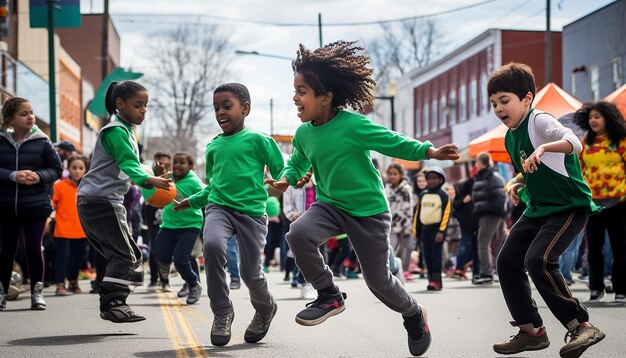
[146,182,177,208]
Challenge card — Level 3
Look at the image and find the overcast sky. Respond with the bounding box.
[81,0,615,138]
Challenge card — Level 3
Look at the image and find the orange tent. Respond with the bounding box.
[468,83,582,162]
[603,83,626,119]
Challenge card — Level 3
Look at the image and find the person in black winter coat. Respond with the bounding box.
[471,153,507,284]
[451,177,480,281]
[0,97,63,311]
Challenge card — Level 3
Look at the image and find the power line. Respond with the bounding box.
[111,0,502,27]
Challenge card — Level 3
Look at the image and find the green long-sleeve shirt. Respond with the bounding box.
[161,170,205,229]
[188,127,284,216]
[101,117,149,186]
[281,110,433,217]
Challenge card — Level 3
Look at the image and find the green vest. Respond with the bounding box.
[505,110,599,218]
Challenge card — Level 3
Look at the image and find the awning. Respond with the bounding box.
[604,83,626,119]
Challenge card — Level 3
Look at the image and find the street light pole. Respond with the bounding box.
[234,50,292,61]
[47,0,58,141]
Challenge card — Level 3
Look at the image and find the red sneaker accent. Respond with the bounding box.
[323,300,340,309]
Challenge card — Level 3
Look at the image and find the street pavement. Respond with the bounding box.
[1,268,625,357]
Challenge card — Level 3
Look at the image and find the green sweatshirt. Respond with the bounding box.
[160,170,205,229]
[281,110,433,217]
[188,127,284,216]
[101,117,149,186]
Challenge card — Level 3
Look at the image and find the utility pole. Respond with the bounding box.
[47,0,57,142]
[101,0,109,82]
[318,13,323,48]
[545,0,552,84]
[270,98,274,135]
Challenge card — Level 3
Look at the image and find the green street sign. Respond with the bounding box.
[29,0,81,28]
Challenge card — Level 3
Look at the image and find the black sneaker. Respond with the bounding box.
[403,305,431,356]
[295,288,346,326]
[100,299,146,323]
[244,303,278,343]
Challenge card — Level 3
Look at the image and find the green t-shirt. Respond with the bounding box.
[281,110,432,217]
[505,109,599,217]
[188,127,284,216]
[159,170,205,230]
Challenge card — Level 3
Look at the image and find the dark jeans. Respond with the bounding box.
[155,227,201,286]
[54,238,88,283]
[586,201,626,294]
[264,221,286,269]
[455,230,480,275]
[226,236,239,281]
[421,228,443,284]
[0,212,46,293]
[497,211,590,329]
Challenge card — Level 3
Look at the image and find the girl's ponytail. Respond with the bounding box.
[105,81,119,116]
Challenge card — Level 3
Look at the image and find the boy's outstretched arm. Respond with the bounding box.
[426,144,461,161]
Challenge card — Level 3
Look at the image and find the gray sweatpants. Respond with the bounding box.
[203,204,275,316]
[477,215,506,276]
[286,201,419,316]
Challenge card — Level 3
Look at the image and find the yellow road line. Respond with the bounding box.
[158,293,187,358]
[168,294,207,357]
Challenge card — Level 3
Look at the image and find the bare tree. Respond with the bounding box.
[365,18,445,93]
[145,25,231,156]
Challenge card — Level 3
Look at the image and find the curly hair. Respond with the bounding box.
[292,41,375,113]
[574,101,626,148]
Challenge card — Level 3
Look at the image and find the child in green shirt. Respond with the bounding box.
[266,41,459,357]
[78,81,172,323]
[488,63,604,358]
[174,83,284,347]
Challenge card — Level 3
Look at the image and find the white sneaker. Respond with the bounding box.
[300,283,316,300]
[615,294,626,304]
[31,282,46,310]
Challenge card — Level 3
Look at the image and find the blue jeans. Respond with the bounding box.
[155,227,201,285]
[559,231,584,281]
[226,236,239,281]
[54,238,88,283]
[455,230,480,276]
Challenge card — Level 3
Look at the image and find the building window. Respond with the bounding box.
[415,106,421,137]
[431,99,437,132]
[613,57,623,90]
[449,90,457,124]
[439,94,447,129]
[480,72,489,113]
[459,84,466,121]
[470,78,477,118]
[423,102,429,135]
[590,66,600,101]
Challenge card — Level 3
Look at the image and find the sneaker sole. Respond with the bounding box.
[493,341,550,355]
[99,311,146,323]
[559,331,605,358]
[295,304,345,326]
